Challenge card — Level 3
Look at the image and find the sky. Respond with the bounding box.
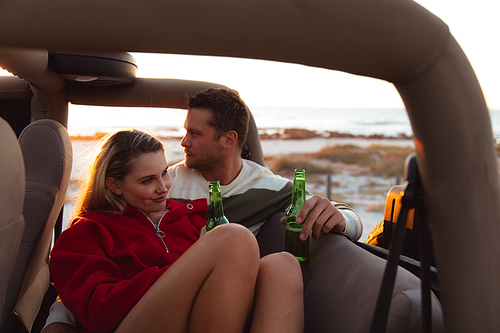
[1,0,499,109]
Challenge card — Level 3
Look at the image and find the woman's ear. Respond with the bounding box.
[106,177,122,196]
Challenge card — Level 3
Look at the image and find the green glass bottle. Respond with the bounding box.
[285,169,309,262]
[206,180,229,232]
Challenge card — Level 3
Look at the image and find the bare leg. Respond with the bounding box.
[116,224,260,333]
[250,252,304,333]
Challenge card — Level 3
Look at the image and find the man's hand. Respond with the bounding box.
[41,322,79,333]
[281,195,345,240]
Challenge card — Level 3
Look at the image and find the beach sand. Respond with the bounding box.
[66,136,415,242]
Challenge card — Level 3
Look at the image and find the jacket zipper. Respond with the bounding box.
[138,210,169,253]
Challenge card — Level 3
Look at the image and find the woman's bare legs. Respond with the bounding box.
[116,224,260,333]
[250,252,304,333]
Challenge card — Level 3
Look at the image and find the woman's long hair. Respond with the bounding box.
[73,129,164,220]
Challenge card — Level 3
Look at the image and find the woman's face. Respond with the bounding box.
[107,150,171,217]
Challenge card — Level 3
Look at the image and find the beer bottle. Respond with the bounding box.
[285,169,309,261]
[206,180,229,232]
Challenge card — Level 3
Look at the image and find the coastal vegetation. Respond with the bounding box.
[266,142,500,217]
[264,144,416,214]
[266,144,416,179]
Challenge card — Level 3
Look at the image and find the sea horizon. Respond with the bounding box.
[68,105,500,141]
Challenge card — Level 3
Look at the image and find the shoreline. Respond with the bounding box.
[70,128,413,142]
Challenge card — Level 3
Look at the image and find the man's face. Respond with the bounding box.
[181,108,224,171]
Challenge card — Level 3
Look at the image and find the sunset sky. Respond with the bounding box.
[1,0,498,109]
[130,0,500,109]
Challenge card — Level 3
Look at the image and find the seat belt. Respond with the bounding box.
[370,155,432,333]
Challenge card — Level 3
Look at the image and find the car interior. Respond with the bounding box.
[0,51,446,333]
[1,0,499,331]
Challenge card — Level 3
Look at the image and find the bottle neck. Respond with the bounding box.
[290,178,306,207]
[291,169,306,208]
[208,190,225,219]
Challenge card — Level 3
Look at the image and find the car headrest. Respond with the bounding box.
[244,109,265,166]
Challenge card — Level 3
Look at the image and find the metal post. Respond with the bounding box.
[326,173,331,200]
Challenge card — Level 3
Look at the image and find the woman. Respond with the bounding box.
[50,129,304,333]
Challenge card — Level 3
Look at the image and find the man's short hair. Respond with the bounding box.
[188,87,249,148]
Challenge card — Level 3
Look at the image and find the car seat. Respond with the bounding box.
[243,109,265,166]
[254,150,444,332]
[0,117,25,329]
[257,213,444,333]
[2,119,72,332]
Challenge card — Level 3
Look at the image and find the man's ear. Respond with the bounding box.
[221,131,238,150]
[106,177,122,196]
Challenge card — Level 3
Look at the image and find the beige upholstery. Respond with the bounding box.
[303,233,444,333]
[257,213,444,333]
[2,119,72,332]
[0,118,25,328]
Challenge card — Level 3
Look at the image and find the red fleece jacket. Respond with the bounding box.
[50,199,207,333]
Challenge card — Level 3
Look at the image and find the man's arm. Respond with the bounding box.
[334,203,363,241]
[280,195,363,242]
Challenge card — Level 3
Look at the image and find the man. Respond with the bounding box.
[168,87,362,242]
[42,87,362,332]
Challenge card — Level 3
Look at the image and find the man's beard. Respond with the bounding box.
[184,147,223,172]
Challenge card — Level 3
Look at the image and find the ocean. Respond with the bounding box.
[68,105,500,140]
